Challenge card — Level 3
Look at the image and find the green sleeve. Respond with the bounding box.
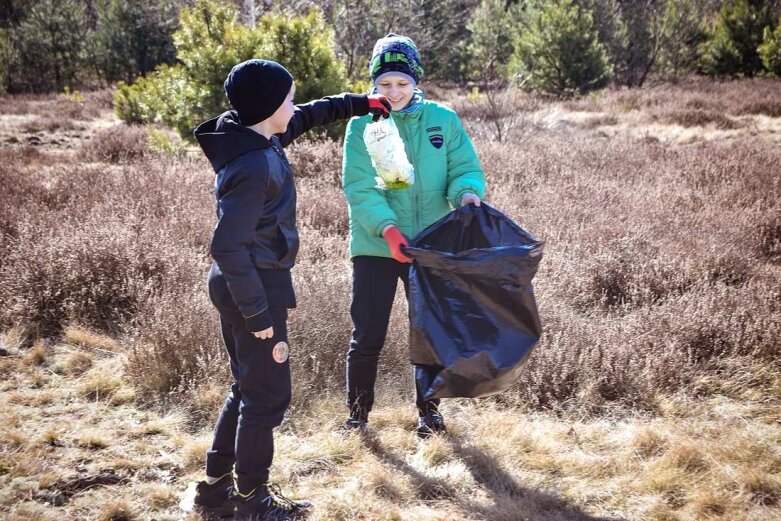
[342,117,398,237]
[445,112,486,208]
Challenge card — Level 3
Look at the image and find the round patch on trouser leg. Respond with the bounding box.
[272,341,289,363]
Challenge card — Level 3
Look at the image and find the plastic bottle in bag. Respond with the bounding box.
[363,117,415,190]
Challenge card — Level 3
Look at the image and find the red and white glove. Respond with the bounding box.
[383,225,412,263]
[367,95,392,122]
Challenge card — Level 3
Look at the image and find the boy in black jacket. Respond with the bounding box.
[191,59,390,520]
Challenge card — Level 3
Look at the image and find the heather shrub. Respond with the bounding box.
[475,128,780,411]
[286,138,344,185]
[82,125,151,164]
[756,213,781,262]
[0,90,103,119]
[2,221,159,336]
[125,284,227,401]
[296,180,349,235]
[287,139,348,234]
[2,80,779,417]
[658,109,742,129]
[0,147,49,241]
[562,77,781,118]
[288,249,412,404]
[0,151,213,339]
[735,98,781,117]
[572,250,693,311]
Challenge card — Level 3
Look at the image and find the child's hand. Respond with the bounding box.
[254,327,274,340]
[367,95,392,122]
[460,193,481,207]
[383,225,412,263]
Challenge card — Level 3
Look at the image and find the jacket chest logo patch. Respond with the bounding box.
[429,134,444,149]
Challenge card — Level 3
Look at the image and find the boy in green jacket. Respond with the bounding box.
[341,34,486,437]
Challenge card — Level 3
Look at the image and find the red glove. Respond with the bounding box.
[367,95,392,122]
[383,225,412,263]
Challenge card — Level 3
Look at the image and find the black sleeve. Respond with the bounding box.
[209,155,273,332]
[277,93,370,147]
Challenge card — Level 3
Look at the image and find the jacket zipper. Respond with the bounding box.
[271,140,292,174]
[397,116,421,232]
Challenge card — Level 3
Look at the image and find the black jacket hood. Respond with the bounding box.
[193,110,272,173]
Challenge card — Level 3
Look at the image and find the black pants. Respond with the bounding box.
[206,264,292,494]
[346,255,440,419]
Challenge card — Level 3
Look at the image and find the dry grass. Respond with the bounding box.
[61,351,95,375]
[23,341,49,366]
[79,366,123,400]
[75,430,112,449]
[63,325,122,352]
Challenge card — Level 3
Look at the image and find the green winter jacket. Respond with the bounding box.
[342,99,486,258]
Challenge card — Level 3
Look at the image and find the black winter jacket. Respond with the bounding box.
[194,94,371,332]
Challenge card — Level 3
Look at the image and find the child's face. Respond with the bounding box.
[269,83,296,134]
[375,74,415,111]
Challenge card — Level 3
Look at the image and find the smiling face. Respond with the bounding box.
[374,73,415,111]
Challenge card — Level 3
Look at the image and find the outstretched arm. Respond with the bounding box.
[278,94,390,147]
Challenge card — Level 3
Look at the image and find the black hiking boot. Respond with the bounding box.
[416,406,447,439]
[342,417,368,433]
[193,473,234,519]
[232,483,312,520]
[342,406,368,434]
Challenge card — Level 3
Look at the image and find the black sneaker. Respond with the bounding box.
[416,409,447,439]
[232,483,312,520]
[342,417,368,434]
[193,473,234,519]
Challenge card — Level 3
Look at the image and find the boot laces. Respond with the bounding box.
[268,483,296,511]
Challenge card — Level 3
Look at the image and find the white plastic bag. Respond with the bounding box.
[363,117,415,190]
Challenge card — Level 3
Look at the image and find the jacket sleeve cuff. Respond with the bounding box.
[348,94,370,117]
[452,187,481,207]
[376,219,396,238]
[245,308,273,333]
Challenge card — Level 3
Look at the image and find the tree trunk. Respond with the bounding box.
[244,0,256,28]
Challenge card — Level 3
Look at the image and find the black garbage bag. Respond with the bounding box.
[404,204,543,400]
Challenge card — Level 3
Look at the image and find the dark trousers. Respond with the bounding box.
[206,264,292,494]
[346,256,440,419]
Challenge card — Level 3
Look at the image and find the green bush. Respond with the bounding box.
[699,0,778,77]
[91,0,178,84]
[114,65,192,130]
[759,22,781,74]
[467,0,523,83]
[5,0,87,93]
[114,0,347,139]
[255,10,348,102]
[656,0,711,78]
[0,28,10,94]
[511,0,612,96]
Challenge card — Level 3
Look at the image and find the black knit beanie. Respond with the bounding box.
[224,59,294,126]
